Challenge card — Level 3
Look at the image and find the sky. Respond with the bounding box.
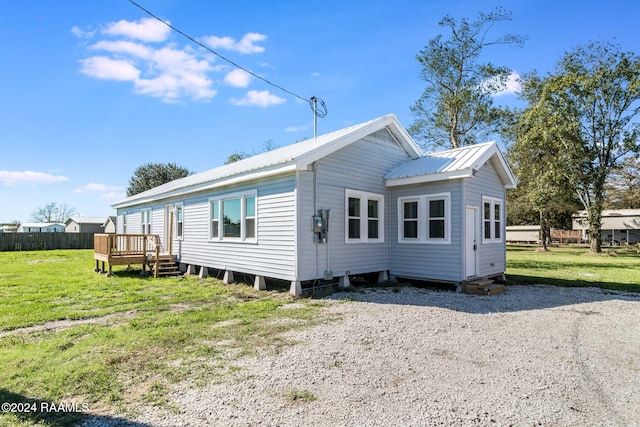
[1,0,639,223]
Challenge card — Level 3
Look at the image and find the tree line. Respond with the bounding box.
[409,7,640,254]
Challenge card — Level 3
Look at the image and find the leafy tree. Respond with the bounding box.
[604,155,640,209]
[30,202,77,223]
[516,42,640,253]
[126,163,193,197]
[409,7,525,150]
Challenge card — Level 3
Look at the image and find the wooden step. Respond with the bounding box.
[462,279,504,295]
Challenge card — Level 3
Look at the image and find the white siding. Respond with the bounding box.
[389,180,464,282]
[175,174,297,280]
[297,129,413,280]
[463,162,507,277]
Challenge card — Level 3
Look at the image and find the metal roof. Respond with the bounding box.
[384,141,516,188]
[113,114,422,209]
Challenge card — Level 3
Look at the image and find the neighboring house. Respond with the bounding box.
[506,225,540,243]
[112,114,516,295]
[0,224,19,233]
[102,216,117,234]
[18,222,65,232]
[573,209,640,245]
[65,217,105,233]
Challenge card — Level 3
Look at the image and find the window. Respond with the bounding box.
[345,189,384,243]
[482,196,503,243]
[401,200,419,239]
[141,209,151,234]
[428,198,445,239]
[122,213,127,234]
[211,201,219,239]
[209,191,257,242]
[398,193,451,244]
[175,204,183,239]
[348,197,361,239]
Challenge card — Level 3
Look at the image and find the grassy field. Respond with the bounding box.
[506,244,640,293]
[0,250,327,426]
[1,246,638,426]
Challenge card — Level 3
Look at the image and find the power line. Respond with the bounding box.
[127,0,326,119]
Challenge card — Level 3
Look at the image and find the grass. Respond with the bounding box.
[0,250,328,426]
[506,244,640,293]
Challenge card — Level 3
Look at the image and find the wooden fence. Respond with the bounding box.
[0,232,96,251]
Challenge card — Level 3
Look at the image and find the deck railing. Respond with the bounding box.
[94,233,160,257]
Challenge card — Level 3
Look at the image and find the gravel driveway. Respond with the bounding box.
[84,285,640,426]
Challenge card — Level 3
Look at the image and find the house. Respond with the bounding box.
[65,216,105,233]
[18,222,65,232]
[102,216,117,234]
[506,225,540,243]
[573,209,640,245]
[111,114,516,295]
[0,224,19,233]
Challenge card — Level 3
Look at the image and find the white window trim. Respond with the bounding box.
[122,212,127,234]
[482,196,503,244]
[208,190,258,243]
[398,197,422,243]
[397,193,451,244]
[345,189,384,244]
[175,203,184,241]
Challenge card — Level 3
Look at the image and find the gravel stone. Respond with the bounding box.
[81,285,640,426]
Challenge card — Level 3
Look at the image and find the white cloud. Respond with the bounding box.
[224,69,251,87]
[74,183,124,193]
[492,71,521,96]
[101,191,127,202]
[203,32,266,54]
[0,171,69,187]
[285,125,308,132]
[91,40,152,58]
[231,90,286,107]
[80,56,140,81]
[71,26,95,38]
[75,18,272,103]
[102,17,170,42]
[81,44,216,102]
[311,72,320,77]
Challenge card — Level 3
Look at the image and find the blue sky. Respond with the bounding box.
[1,0,639,223]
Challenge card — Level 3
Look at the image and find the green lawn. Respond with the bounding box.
[0,250,327,426]
[2,246,638,426]
[506,244,640,293]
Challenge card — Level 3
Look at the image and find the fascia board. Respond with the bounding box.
[384,169,473,187]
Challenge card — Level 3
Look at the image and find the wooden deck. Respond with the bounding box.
[94,233,172,277]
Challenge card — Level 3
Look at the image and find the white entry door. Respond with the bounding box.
[465,206,478,278]
[163,205,173,254]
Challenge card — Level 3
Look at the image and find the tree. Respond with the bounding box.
[409,7,525,150]
[516,42,640,253]
[604,155,640,209]
[126,163,193,197]
[30,202,77,223]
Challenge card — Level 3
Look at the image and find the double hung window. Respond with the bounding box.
[141,210,152,234]
[398,193,451,244]
[175,204,184,239]
[482,196,503,243]
[345,190,384,243]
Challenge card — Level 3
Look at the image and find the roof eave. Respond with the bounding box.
[113,162,297,209]
[384,169,474,187]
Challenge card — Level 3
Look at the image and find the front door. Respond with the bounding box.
[465,206,478,278]
[163,205,173,254]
